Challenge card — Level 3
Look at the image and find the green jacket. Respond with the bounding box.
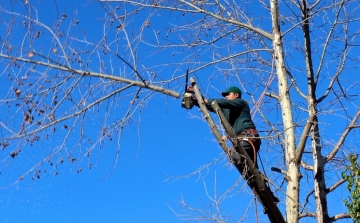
[206,98,256,134]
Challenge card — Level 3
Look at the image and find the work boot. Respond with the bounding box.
[272,194,280,203]
[265,183,280,203]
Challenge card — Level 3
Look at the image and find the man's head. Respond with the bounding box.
[221,86,242,100]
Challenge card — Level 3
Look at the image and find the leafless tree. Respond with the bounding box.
[0,0,180,181]
[1,0,359,222]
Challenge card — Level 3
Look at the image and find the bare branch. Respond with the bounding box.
[286,70,307,99]
[264,92,280,100]
[0,53,180,98]
[298,212,316,219]
[1,84,133,141]
[314,0,346,84]
[101,0,273,40]
[326,110,360,161]
[178,0,273,40]
[328,213,351,222]
[301,161,314,170]
[295,115,315,164]
[327,178,346,193]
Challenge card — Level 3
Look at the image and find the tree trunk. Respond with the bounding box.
[271,0,299,222]
[301,0,330,220]
[311,117,330,222]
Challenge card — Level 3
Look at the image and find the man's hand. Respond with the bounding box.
[186,86,195,93]
[221,135,227,141]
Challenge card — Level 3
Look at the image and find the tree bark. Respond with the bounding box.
[270,0,299,222]
[301,0,330,220]
[311,117,329,223]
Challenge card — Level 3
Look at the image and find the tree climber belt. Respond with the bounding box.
[237,128,261,152]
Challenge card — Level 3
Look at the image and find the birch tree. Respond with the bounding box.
[1,0,359,222]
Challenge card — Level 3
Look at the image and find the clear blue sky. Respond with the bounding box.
[0,93,254,223]
[0,1,356,223]
[0,1,247,222]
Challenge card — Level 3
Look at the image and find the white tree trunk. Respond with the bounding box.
[271,0,299,222]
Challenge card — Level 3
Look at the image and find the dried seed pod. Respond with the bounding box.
[28,52,34,58]
[15,89,21,97]
[10,149,21,158]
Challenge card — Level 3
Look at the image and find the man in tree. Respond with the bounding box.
[197,86,279,204]
[203,86,260,164]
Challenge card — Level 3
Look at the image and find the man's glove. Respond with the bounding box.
[186,86,195,94]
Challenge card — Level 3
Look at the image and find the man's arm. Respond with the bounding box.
[192,96,216,112]
[207,98,244,109]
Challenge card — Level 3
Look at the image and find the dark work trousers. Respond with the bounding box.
[240,140,256,164]
[232,140,257,183]
[230,140,280,203]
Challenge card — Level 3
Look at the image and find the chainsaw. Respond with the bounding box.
[181,69,196,109]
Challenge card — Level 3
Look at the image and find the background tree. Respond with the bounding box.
[0,0,359,222]
[342,154,360,223]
